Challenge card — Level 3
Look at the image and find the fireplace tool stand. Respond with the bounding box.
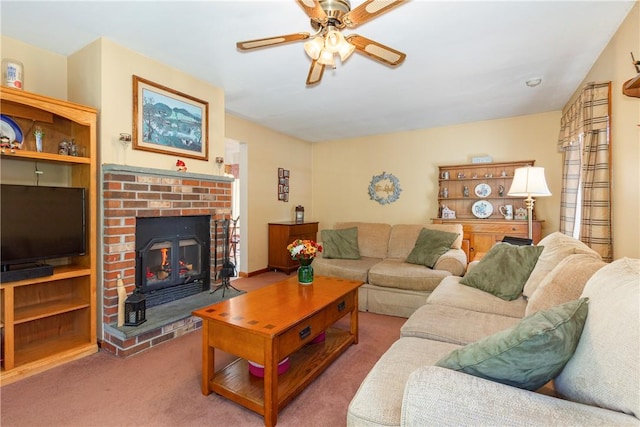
[212,217,240,296]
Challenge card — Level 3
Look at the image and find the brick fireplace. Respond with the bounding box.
[101,164,233,357]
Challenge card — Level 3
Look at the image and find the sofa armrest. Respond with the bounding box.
[433,248,467,276]
[401,366,638,426]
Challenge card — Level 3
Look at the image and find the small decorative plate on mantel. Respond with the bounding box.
[474,183,491,198]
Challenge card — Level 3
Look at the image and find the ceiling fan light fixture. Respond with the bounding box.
[317,48,336,66]
[338,40,355,61]
[304,36,324,60]
[324,29,345,53]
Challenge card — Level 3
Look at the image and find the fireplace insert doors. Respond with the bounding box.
[135,216,210,307]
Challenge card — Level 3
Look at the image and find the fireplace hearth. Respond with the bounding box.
[136,215,210,308]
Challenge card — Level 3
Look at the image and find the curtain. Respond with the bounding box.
[557,82,612,261]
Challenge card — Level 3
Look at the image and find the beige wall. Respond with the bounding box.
[68,38,226,175]
[0,36,67,99]
[564,3,639,259]
[226,114,313,273]
[312,111,563,237]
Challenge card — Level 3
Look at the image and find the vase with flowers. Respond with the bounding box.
[287,239,323,285]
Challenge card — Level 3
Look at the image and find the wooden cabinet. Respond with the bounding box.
[433,218,542,261]
[433,160,543,261]
[268,222,319,274]
[1,87,97,385]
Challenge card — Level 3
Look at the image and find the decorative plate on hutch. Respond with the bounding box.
[474,183,491,198]
[472,200,494,218]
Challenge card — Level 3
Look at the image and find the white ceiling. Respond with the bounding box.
[1,1,635,143]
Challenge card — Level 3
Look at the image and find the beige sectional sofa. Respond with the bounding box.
[313,222,467,317]
[347,233,640,426]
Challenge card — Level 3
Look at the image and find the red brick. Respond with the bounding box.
[104,209,137,217]
[123,183,150,191]
[103,181,123,190]
[118,341,151,358]
[104,173,136,182]
[123,200,149,209]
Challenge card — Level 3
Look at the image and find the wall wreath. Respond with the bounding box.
[368,172,402,205]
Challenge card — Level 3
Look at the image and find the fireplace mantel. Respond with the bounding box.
[102,163,234,184]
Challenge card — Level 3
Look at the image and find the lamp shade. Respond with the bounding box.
[508,166,552,197]
[304,36,324,60]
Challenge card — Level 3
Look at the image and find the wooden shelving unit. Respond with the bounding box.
[0,87,98,385]
[432,160,543,260]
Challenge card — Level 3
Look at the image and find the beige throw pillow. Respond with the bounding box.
[525,254,605,316]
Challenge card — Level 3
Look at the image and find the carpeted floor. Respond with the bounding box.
[0,273,406,426]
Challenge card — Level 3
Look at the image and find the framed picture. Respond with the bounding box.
[132,75,209,160]
[278,168,290,202]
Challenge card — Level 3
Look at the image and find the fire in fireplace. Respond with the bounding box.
[135,215,210,308]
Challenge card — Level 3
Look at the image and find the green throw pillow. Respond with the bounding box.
[321,227,360,259]
[406,228,460,268]
[460,243,543,300]
[435,298,589,391]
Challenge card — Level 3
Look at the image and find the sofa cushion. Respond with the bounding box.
[406,227,460,268]
[320,227,360,259]
[525,253,606,316]
[347,337,461,427]
[555,258,640,418]
[335,222,391,259]
[523,231,601,298]
[387,223,463,259]
[401,304,520,345]
[312,256,381,283]
[428,276,527,318]
[459,243,543,301]
[435,298,589,391]
[368,258,451,292]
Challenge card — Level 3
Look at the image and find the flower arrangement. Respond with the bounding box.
[287,239,323,261]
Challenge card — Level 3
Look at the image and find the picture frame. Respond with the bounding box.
[132,75,209,160]
[278,168,290,202]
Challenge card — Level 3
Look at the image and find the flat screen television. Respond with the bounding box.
[1,184,86,274]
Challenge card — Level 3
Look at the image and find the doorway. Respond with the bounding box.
[224,138,247,276]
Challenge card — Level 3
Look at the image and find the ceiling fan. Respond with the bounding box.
[236,0,408,86]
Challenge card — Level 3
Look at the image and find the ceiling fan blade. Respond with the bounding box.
[236,32,310,50]
[342,0,407,28]
[345,34,406,66]
[296,0,328,24]
[306,59,325,86]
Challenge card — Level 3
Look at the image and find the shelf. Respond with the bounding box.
[14,299,90,324]
[439,176,511,182]
[1,265,91,288]
[0,149,90,165]
[14,333,94,367]
[210,327,353,411]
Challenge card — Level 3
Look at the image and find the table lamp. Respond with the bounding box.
[507,166,551,239]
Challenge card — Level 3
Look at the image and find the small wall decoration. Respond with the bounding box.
[278,167,290,202]
[132,75,209,160]
[369,171,402,205]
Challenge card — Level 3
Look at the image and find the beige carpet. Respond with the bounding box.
[1,272,406,427]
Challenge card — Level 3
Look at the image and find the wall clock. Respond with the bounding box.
[369,172,402,205]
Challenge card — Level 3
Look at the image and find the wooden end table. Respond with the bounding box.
[192,275,363,426]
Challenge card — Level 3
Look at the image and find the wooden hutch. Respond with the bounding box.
[432,160,543,261]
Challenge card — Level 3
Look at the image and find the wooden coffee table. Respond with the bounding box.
[192,275,363,426]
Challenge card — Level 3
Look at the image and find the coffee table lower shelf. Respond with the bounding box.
[210,327,354,415]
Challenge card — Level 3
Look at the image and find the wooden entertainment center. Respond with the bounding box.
[0,87,98,385]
